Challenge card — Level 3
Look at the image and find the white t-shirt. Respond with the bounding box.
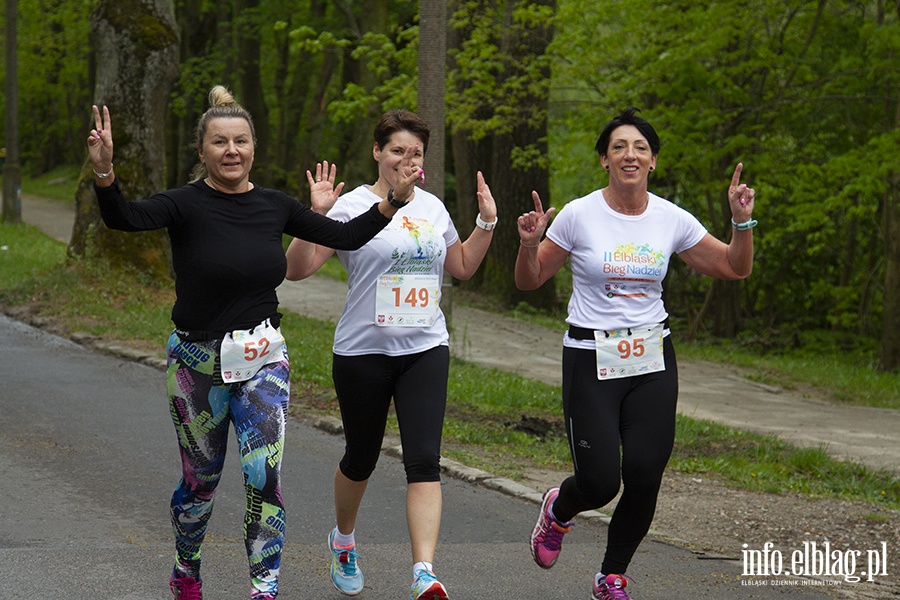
[327,185,460,356]
[546,189,707,350]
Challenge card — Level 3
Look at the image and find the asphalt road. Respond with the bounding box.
[0,315,847,600]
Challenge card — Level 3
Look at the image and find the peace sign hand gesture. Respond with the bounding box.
[87,105,114,180]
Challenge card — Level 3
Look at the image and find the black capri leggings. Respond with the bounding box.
[332,345,450,484]
[552,336,678,575]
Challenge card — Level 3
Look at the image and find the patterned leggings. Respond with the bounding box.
[166,331,290,598]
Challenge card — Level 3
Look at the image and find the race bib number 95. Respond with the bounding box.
[594,322,665,380]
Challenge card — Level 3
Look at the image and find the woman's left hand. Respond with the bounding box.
[728,163,756,222]
[475,171,497,224]
[306,160,344,215]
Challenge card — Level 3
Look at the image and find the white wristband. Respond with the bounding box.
[475,214,498,231]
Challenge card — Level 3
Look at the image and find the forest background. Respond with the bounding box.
[1,0,898,373]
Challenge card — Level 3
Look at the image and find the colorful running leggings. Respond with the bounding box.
[551,336,678,575]
[331,345,449,483]
[166,331,290,597]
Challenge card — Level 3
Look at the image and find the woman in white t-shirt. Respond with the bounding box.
[285,109,497,600]
[516,107,756,600]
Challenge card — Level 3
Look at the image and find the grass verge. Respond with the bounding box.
[1,218,897,512]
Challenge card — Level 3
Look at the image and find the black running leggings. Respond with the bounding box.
[332,345,449,483]
[552,336,678,575]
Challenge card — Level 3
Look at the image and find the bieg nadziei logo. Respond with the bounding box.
[741,541,889,586]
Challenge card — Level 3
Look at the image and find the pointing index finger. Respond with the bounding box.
[532,190,544,214]
[730,162,743,190]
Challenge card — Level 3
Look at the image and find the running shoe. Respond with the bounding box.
[592,574,631,600]
[328,527,364,596]
[409,568,449,600]
[170,570,202,600]
[530,487,574,569]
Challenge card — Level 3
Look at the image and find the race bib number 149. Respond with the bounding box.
[375,273,441,327]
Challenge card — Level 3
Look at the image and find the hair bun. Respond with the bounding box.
[208,85,236,108]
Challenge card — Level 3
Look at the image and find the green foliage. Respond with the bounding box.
[6,0,897,349]
[4,0,93,171]
[548,0,897,337]
[448,1,555,150]
[328,27,420,121]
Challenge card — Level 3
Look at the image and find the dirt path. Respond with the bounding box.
[17,192,899,473]
[276,276,900,475]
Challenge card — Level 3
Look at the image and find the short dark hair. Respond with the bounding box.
[373,109,430,154]
[594,107,660,158]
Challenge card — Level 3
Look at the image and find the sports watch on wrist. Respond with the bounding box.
[387,187,410,209]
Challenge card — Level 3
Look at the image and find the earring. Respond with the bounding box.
[604,165,609,171]
[649,166,654,171]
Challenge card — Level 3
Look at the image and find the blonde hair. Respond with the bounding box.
[190,85,257,181]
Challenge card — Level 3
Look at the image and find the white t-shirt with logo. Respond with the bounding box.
[327,185,460,356]
[546,189,707,350]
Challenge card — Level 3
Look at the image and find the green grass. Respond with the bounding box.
[21,165,81,202]
[1,217,897,511]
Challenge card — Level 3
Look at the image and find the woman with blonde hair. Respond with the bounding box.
[87,86,418,600]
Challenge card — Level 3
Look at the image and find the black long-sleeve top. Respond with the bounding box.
[95,178,389,336]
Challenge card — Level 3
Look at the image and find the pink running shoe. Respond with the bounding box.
[592,574,631,600]
[170,571,202,600]
[530,487,574,569]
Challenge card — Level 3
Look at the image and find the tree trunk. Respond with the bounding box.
[881,90,900,371]
[482,0,556,308]
[170,2,228,188]
[417,1,451,320]
[2,0,21,225]
[235,0,271,186]
[71,0,180,281]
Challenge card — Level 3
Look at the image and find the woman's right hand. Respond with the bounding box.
[391,144,423,203]
[87,105,114,181]
[517,191,556,248]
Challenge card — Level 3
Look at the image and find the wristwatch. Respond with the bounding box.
[475,213,498,231]
[387,187,410,209]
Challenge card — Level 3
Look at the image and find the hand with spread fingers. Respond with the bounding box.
[307,161,345,215]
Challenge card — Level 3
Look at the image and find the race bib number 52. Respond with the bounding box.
[219,319,286,383]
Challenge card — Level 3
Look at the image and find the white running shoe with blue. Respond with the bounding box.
[409,568,449,600]
[328,527,364,596]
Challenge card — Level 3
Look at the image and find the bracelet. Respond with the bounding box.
[93,164,114,179]
[475,213,498,231]
[520,240,540,248]
[731,217,758,231]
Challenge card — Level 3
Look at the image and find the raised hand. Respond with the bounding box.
[87,105,114,177]
[392,144,423,203]
[306,160,344,215]
[517,191,556,247]
[475,171,497,223]
[728,163,755,223]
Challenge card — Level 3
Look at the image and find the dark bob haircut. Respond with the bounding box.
[373,109,431,154]
[594,107,661,158]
